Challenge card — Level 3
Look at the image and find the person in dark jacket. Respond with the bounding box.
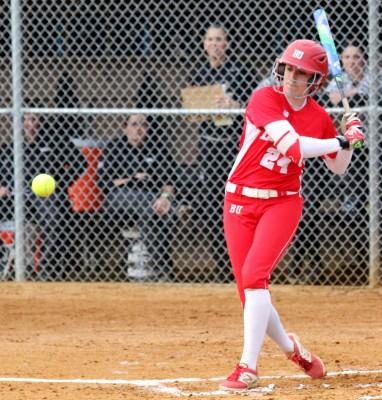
[99,114,178,279]
[1,112,86,279]
[186,25,259,281]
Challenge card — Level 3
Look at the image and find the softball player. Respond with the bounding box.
[220,39,364,391]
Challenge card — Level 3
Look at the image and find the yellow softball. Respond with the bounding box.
[31,174,56,197]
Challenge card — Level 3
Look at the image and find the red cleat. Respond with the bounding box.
[219,363,258,391]
[288,333,326,379]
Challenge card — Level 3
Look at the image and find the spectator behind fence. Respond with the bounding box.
[0,111,86,280]
[322,44,382,108]
[99,114,178,280]
[184,24,259,281]
[301,44,374,283]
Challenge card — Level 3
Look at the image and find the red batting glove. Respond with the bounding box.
[341,113,362,134]
[345,113,362,130]
[340,113,364,149]
[344,126,365,149]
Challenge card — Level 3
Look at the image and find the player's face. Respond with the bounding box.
[341,46,364,81]
[283,64,313,100]
[124,115,149,147]
[203,28,228,62]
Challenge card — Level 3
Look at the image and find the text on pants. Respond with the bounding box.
[229,204,243,215]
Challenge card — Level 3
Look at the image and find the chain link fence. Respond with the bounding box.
[0,0,381,284]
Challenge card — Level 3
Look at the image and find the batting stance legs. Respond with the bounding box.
[224,193,303,304]
[222,192,326,388]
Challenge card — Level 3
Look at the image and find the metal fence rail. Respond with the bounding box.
[0,0,381,285]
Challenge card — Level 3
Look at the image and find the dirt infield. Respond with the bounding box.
[0,283,382,400]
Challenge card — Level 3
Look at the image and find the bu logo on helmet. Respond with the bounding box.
[292,49,304,59]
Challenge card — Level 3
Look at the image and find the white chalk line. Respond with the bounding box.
[0,369,381,397]
[358,397,382,400]
[0,369,381,385]
[356,382,382,388]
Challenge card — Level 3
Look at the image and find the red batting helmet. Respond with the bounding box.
[274,39,329,94]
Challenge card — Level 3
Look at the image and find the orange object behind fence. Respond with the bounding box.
[0,230,14,246]
[0,223,42,275]
[68,146,104,213]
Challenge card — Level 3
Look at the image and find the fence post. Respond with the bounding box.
[11,0,25,281]
[368,0,381,287]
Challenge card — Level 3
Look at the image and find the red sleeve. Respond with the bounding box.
[246,87,285,128]
[323,112,337,139]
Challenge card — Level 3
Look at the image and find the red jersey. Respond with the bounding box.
[228,87,337,192]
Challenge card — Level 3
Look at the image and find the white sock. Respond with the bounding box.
[240,289,272,370]
[266,304,294,353]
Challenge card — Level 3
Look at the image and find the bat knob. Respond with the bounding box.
[352,140,364,149]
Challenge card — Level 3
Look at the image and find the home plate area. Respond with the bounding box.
[1,370,381,399]
[140,370,382,398]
